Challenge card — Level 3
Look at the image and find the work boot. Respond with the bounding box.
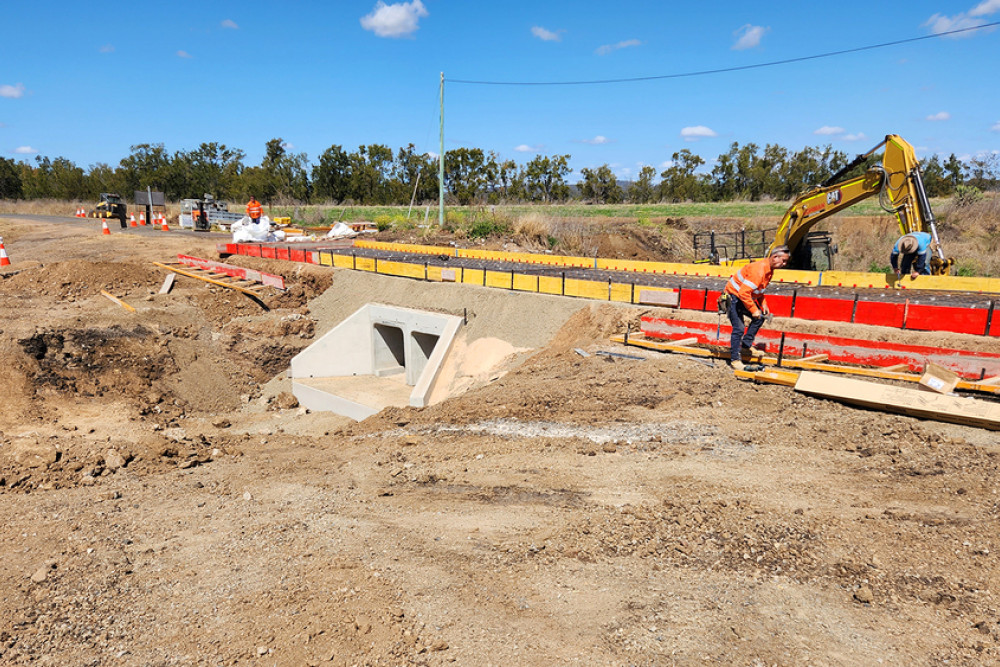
[730,360,746,371]
[741,345,764,361]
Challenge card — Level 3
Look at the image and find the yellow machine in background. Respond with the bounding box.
[770,134,954,275]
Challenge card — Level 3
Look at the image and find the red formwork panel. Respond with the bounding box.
[793,296,854,322]
[705,290,722,312]
[289,248,306,263]
[275,247,290,261]
[261,246,276,259]
[678,288,708,311]
[766,294,793,318]
[990,306,1000,337]
[905,304,989,335]
[247,244,262,258]
[854,300,905,328]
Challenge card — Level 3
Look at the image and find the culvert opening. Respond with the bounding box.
[373,323,406,378]
[290,304,462,420]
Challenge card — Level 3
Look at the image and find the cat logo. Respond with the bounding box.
[826,189,842,205]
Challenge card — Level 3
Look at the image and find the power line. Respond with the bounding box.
[448,21,999,86]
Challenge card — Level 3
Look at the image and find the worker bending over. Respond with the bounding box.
[890,231,932,280]
[246,196,263,224]
[724,245,790,371]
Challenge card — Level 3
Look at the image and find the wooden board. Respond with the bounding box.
[794,371,1000,431]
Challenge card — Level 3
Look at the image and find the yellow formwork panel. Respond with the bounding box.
[316,253,333,267]
[565,278,609,300]
[462,268,485,285]
[538,275,563,295]
[354,256,376,272]
[485,270,514,289]
[595,258,732,278]
[425,265,445,281]
[331,254,354,269]
[819,271,892,289]
[610,282,633,303]
[772,269,820,286]
[378,260,425,279]
[512,273,538,292]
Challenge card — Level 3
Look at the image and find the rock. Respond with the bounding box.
[104,449,126,471]
[854,586,873,604]
[11,438,58,469]
[80,474,96,486]
[602,443,617,453]
[30,560,57,583]
[431,640,449,651]
[273,392,299,410]
[243,491,253,501]
[257,646,268,656]
[212,418,231,429]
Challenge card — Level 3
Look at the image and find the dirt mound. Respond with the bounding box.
[0,260,160,299]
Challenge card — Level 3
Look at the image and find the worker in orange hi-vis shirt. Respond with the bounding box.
[723,245,790,371]
[246,196,263,223]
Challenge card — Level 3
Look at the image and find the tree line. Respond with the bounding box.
[0,137,996,205]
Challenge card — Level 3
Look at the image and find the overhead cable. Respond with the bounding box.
[449,21,999,86]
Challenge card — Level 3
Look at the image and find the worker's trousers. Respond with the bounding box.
[727,296,765,362]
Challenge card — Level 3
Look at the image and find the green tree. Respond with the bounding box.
[523,154,572,202]
[919,155,951,197]
[346,144,394,204]
[444,147,488,205]
[311,144,351,202]
[0,157,23,199]
[628,165,658,204]
[660,150,706,202]
[579,164,623,203]
[943,153,965,188]
[118,143,172,197]
[393,143,437,205]
[177,142,245,200]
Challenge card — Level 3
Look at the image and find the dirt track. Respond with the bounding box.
[1,215,1000,666]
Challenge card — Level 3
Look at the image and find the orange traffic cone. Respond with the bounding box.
[0,237,10,267]
[139,212,146,226]
[102,220,111,235]
[129,213,137,227]
[160,214,170,231]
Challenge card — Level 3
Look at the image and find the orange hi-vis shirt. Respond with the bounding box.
[246,200,263,218]
[724,258,773,316]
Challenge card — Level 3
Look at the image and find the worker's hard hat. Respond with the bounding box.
[899,235,919,254]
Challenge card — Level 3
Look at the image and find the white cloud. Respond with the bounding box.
[282,141,295,150]
[0,83,26,99]
[531,26,562,42]
[99,44,114,53]
[176,50,193,58]
[926,111,951,121]
[732,24,769,50]
[579,135,611,145]
[514,144,541,153]
[14,146,36,154]
[221,19,239,29]
[680,125,718,141]
[923,1,1000,37]
[595,39,641,56]
[971,0,1000,16]
[814,126,845,135]
[843,133,867,141]
[991,120,1000,132]
[360,0,428,38]
[659,160,674,170]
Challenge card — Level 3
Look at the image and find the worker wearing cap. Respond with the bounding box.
[890,231,932,279]
[246,196,263,224]
[724,245,790,371]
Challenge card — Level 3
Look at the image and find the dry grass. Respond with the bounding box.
[512,213,552,248]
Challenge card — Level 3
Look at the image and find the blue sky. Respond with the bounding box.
[2,0,999,179]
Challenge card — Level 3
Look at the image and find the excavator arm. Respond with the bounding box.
[771,134,953,274]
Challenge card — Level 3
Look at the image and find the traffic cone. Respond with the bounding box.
[0,237,10,267]
[129,213,137,227]
[139,212,146,226]
[102,220,111,235]
[160,213,170,231]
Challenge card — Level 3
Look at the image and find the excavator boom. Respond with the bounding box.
[771,134,952,274]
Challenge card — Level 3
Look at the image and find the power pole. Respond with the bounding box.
[439,72,445,228]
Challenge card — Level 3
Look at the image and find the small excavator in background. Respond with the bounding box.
[770,134,954,274]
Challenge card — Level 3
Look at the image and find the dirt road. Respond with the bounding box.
[1,215,998,666]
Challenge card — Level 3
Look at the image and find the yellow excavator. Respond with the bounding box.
[770,134,954,274]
